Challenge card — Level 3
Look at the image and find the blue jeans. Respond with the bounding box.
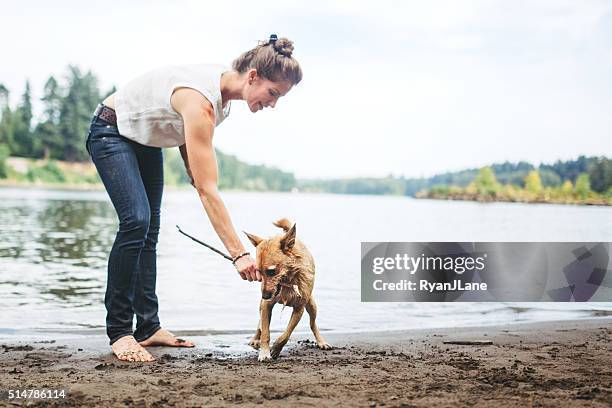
[86,114,163,345]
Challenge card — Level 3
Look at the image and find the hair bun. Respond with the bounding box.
[273,37,294,57]
[233,36,302,84]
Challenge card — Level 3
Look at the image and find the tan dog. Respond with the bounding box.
[245,218,332,361]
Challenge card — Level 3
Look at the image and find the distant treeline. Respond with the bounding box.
[298,156,612,197]
[1,67,610,197]
[164,148,295,191]
[418,165,610,206]
[421,157,612,194]
[0,66,295,191]
[0,66,109,162]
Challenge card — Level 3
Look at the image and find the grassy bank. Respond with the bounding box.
[2,156,611,207]
[416,167,612,206]
[0,145,299,192]
[0,155,188,190]
[0,157,102,189]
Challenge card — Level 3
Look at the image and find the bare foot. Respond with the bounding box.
[111,335,155,362]
[138,328,195,348]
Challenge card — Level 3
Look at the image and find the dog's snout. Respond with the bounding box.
[262,291,273,300]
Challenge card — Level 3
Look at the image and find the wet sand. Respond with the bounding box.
[1,318,610,407]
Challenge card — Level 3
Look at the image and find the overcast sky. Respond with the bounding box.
[2,0,611,178]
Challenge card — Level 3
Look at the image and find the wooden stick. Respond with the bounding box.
[443,340,493,345]
[176,225,233,262]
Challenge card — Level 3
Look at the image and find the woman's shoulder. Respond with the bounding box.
[124,64,226,83]
[167,63,228,74]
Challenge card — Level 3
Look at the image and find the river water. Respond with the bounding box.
[0,187,610,347]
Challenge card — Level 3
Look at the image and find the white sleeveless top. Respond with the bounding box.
[114,64,231,148]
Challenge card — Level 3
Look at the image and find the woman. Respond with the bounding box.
[85,35,302,362]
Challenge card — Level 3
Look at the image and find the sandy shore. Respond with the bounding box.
[1,318,610,407]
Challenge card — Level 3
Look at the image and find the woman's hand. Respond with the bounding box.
[234,255,261,282]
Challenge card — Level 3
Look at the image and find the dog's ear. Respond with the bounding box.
[244,231,264,247]
[280,223,296,253]
[273,218,292,232]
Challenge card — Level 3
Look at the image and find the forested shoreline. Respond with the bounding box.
[1,67,609,204]
[0,66,295,191]
[415,163,611,206]
[300,156,611,205]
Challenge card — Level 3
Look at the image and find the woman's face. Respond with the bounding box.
[245,72,293,113]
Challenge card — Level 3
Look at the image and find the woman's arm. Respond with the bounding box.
[171,88,260,281]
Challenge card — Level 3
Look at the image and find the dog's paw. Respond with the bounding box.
[317,341,333,350]
[258,349,272,362]
[270,344,285,360]
[249,339,261,350]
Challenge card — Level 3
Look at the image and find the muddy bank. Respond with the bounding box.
[0,318,610,407]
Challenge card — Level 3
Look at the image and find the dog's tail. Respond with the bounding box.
[273,218,293,232]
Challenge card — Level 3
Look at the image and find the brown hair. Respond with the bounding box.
[232,36,303,85]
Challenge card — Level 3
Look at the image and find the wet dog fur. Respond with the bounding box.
[245,218,332,361]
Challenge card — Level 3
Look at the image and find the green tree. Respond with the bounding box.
[524,170,543,194]
[474,166,498,195]
[26,160,66,183]
[492,161,534,186]
[588,157,612,193]
[216,150,296,191]
[20,80,33,128]
[163,148,191,185]
[0,108,15,153]
[542,155,593,184]
[59,66,100,162]
[12,81,41,157]
[538,168,561,187]
[560,180,573,194]
[34,76,64,159]
[0,84,9,112]
[0,144,9,178]
[0,84,14,152]
[575,173,591,199]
